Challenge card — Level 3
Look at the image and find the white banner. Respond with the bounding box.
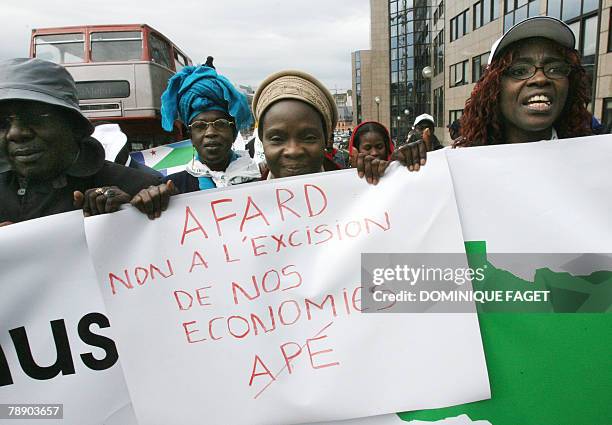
[85,160,490,425]
[310,136,612,425]
[312,413,491,425]
[0,212,135,425]
[403,134,612,425]
[447,134,612,253]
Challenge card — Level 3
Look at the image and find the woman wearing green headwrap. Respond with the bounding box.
[131,64,261,218]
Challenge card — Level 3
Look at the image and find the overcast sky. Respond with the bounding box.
[0,0,370,91]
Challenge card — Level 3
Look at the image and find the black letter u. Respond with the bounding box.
[9,320,75,381]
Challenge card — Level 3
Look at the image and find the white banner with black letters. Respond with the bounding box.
[0,212,135,425]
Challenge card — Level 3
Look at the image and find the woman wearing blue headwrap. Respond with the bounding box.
[131,64,261,218]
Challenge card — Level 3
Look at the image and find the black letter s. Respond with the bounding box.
[78,313,119,371]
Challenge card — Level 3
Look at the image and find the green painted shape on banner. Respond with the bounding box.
[153,146,193,170]
[398,241,612,425]
[467,244,612,313]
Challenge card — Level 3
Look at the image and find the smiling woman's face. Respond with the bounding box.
[499,38,569,143]
[260,99,326,178]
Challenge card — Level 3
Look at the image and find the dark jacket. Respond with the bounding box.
[0,137,160,223]
[163,170,200,194]
[128,158,163,177]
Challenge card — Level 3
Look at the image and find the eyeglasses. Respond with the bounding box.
[504,62,572,80]
[189,118,235,132]
[0,112,55,133]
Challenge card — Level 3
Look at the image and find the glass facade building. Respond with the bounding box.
[354,51,363,123]
[389,0,432,140]
[547,0,600,104]
[352,0,610,143]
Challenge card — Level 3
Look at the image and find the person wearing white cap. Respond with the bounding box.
[382,112,443,174]
[399,113,443,152]
[455,16,592,147]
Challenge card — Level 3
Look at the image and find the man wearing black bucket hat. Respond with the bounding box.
[0,58,160,225]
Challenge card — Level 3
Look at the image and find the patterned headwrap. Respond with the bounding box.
[161,65,253,131]
[252,70,337,139]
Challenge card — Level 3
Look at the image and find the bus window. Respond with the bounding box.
[149,33,172,69]
[34,33,85,64]
[91,31,143,62]
[174,50,187,71]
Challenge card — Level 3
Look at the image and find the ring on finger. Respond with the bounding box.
[95,188,105,196]
[104,188,116,198]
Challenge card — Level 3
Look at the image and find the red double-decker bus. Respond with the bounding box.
[30,24,193,149]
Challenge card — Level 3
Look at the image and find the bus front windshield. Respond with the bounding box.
[91,31,143,62]
[34,33,85,64]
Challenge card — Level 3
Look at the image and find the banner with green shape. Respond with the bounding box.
[398,137,612,424]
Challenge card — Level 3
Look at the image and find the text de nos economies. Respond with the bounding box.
[109,262,396,344]
[178,281,390,345]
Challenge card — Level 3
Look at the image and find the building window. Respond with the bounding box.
[388,0,433,139]
[550,1,599,92]
[547,0,598,20]
[450,60,469,87]
[390,0,398,16]
[433,87,444,126]
[449,109,463,125]
[472,52,490,82]
[450,9,470,42]
[547,0,561,18]
[354,52,362,123]
[434,1,445,26]
[474,0,499,29]
[504,0,540,32]
[603,98,612,133]
[433,30,444,76]
[609,11,612,52]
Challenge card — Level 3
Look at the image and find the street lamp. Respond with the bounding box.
[422,67,433,117]
[374,96,381,122]
[397,115,402,142]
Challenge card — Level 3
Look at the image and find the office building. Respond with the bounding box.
[352,0,611,144]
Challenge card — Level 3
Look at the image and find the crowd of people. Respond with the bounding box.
[0,16,600,225]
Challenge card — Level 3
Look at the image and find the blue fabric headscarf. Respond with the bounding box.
[161,65,253,131]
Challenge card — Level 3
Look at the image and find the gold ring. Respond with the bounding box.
[95,188,104,196]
